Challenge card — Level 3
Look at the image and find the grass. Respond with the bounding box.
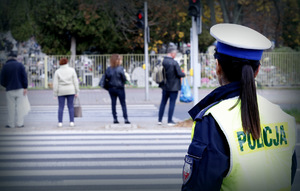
[284,109,300,124]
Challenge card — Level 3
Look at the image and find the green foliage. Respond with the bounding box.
[282,0,300,50]
[0,0,10,32]
[272,46,296,52]
[284,108,300,123]
[32,0,129,54]
[198,28,215,52]
[0,0,34,41]
[0,0,299,54]
[33,0,80,54]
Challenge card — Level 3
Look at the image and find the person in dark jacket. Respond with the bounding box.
[105,54,130,124]
[0,52,28,128]
[158,47,185,126]
[182,24,297,191]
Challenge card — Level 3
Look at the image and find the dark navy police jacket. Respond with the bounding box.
[181,81,297,191]
[0,58,28,91]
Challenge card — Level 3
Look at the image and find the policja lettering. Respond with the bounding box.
[236,122,289,154]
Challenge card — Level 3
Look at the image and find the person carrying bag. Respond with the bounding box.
[180,78,193,103]
[74,96,82,118]
[99,73,109,90]
[53,58,80,127]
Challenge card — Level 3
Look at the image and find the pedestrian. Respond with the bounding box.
[0,52,29,128]
[105,54,130,124]
[182,23,297,191]
[158,47,186,126]
[53,58,79,127]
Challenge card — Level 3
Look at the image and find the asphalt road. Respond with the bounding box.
[0,129,299,191]
[0,130,190,191]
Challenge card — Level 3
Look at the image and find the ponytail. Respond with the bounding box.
[240,65,261,140]
[215,51,261,140]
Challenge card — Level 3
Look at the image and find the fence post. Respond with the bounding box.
[184,54,188,74]
[44,56,48,89]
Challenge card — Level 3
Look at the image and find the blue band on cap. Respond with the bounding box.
[217,42,263,60]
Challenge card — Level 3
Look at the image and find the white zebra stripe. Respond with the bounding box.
[0,178,182,187]
[0,139,190,146]
[0,131,188,190]
[0,145,189,152]
[1,168,180,177]
[0,160,184,168]
[0,134,191,141]
[0,152,185,160]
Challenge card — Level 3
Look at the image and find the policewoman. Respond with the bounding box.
[182,23,297,191]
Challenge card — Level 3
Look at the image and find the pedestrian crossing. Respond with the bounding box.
[0,105,157,111]
[0,130,191,191]
[0,104,161,124]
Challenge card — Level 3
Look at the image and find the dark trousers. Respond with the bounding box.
[58,95,75,123]
[108,88,128,121]
[158,90,178,123]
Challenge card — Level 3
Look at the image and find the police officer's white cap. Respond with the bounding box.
[210,23,272,60]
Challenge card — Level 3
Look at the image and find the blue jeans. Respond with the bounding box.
[108,88,128,121]
[58,95,75,123]
[158,90,178,123]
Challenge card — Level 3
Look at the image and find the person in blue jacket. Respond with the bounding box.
[105,54,130,124]
[0,52,28,128]
[182,24,297,191]
[158,46,186,126]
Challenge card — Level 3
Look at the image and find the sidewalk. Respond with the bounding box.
[0,87,299,132]
[2,87,299,106]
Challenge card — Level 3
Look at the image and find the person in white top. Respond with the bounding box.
[53,58,79,127]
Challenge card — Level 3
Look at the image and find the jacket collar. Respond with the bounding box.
[6,58,16,63]
[59,64,69,68]
[164,56,173,59]
[189,81,241,120]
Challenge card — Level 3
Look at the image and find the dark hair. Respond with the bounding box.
[214,51,261,140]
[8,52,17,58]
[59,58,68,65]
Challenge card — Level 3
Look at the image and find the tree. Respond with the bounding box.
[32,0,79,55]
[1,0,298,54]
[0,0,34,42]
[282,0,300,49]
[218,0,243,23]
[211,0,300,49]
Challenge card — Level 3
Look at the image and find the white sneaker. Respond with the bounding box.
[167,122,176,126]
[58,123,62,127]
[70,122,75,127]
[157,122,162,125]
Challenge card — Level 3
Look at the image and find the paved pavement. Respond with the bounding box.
[0,87,299,130]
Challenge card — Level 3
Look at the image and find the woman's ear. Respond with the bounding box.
[216,60,222,76]
[254,65,261,78]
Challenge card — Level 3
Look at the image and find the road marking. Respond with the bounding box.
[1,168,181,177]
[0,139,190,146]
[0,178,182,187]
[0,131,188,190]
[0,160,184,168]
[0,145,189,152]
[0,134,191,140]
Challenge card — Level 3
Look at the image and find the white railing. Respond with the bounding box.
[21,52,300,89]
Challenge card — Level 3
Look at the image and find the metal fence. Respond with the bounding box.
[21,52,300,89]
